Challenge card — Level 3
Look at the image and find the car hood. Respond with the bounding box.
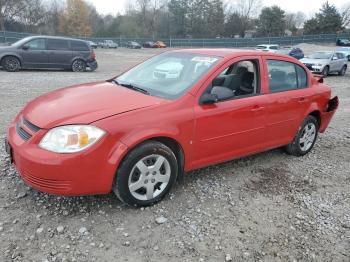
[300,58,329,64]
[23,81,167,129]
[0,45,14,51]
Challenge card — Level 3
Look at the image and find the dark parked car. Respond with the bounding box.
[336,38,350,46]
[126,41,141,49]
[276,47,304,60]
[0,36,97,72]
[143,41,155,48]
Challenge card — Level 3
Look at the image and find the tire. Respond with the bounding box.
[2,56,21,72]
[322,66,329,77]
[285,115,319,157]
[71,59,86,72]
[113,141,178,206]
[338,65,347,76]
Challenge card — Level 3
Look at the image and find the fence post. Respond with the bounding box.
[4,30,6,43]
[169,36,172,48]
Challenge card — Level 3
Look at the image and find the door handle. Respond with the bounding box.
[298,97,308,103]
[251,106,264,112]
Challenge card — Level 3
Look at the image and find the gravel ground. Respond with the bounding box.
[0,45,349,262]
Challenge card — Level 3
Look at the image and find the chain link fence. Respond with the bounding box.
[1,30,350,48]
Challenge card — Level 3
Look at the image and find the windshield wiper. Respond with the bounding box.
[111,80,150,95]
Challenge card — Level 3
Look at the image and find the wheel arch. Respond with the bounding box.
[308,110,321,127]
[1,54,23,66]
[113,136,186,183]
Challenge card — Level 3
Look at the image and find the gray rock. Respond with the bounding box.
[123,241,130,247]
[16,192,27,199]
[225,254,232,261]
[57,226,65,234]
[36,227,44,234]
[79,227,87,234]
[155,216,168,224]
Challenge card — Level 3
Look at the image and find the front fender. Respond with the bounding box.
[0,52,23,64]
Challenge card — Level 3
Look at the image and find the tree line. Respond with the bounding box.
[0,0,349,38]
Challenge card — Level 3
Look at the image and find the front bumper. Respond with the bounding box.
[6,117,127,196]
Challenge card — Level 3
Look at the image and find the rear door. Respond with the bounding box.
[263,57,311,146]
[21,38,48,68]
[70,40,90,61]
[47,39,73,68]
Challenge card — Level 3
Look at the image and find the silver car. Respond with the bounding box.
[300,51,347,76]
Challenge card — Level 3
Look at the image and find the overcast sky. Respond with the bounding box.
[88,0,349,17]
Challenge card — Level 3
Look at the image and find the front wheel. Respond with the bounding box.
[2,56,21,72]
[71,59,86,72]
[113,141,178,206]
[285,116,319,156]
[322,66,329,77]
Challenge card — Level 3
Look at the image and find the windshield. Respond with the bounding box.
[114,52,221,100]
[11,37,32,47]
[309,52,333,59]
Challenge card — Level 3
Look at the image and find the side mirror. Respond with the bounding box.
[332,56,338,60]
[200,86,234,104]
[22,45,29,50]
[200,93,218,104]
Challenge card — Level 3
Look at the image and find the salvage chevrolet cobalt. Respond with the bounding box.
[6,49,338,206]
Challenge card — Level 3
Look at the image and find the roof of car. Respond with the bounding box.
[172,48,287,58]
[24,35,87,42]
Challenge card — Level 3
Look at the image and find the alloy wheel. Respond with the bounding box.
[299,123,316,152]
[128,154,171,201]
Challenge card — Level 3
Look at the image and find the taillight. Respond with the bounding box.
[91,50,96,60]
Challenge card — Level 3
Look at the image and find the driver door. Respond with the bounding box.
[21,38,49,68]
[192,57,269,169]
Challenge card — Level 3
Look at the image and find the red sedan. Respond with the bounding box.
[6,49,338,206]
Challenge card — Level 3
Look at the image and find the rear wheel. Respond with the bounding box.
[285,116,319,156]
[338,65,347,76]
[71,59,86,72]
[2,56,20,72]
[113,141,178,206]
[322,66,329,77]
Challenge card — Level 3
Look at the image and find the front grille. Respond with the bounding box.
[304,63,314,70]
[16,122,32,141]
[22,117,40,132]
[22,172,72,192]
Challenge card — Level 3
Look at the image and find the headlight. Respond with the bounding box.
[39,125,105,153]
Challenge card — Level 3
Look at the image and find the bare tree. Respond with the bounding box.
[341,3,350,28]
[226,0,262,37]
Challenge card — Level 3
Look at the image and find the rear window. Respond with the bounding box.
[47,39,69,50]
[71,41,90,51]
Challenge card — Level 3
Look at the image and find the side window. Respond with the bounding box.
[296,65,308,88]
[336,52,344,59]
[267,60,298,92]
[71,41,90,51]
[206,59,260,100]
[47,39,69,50]
[25,39,45,50]
[270,46,278,50]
